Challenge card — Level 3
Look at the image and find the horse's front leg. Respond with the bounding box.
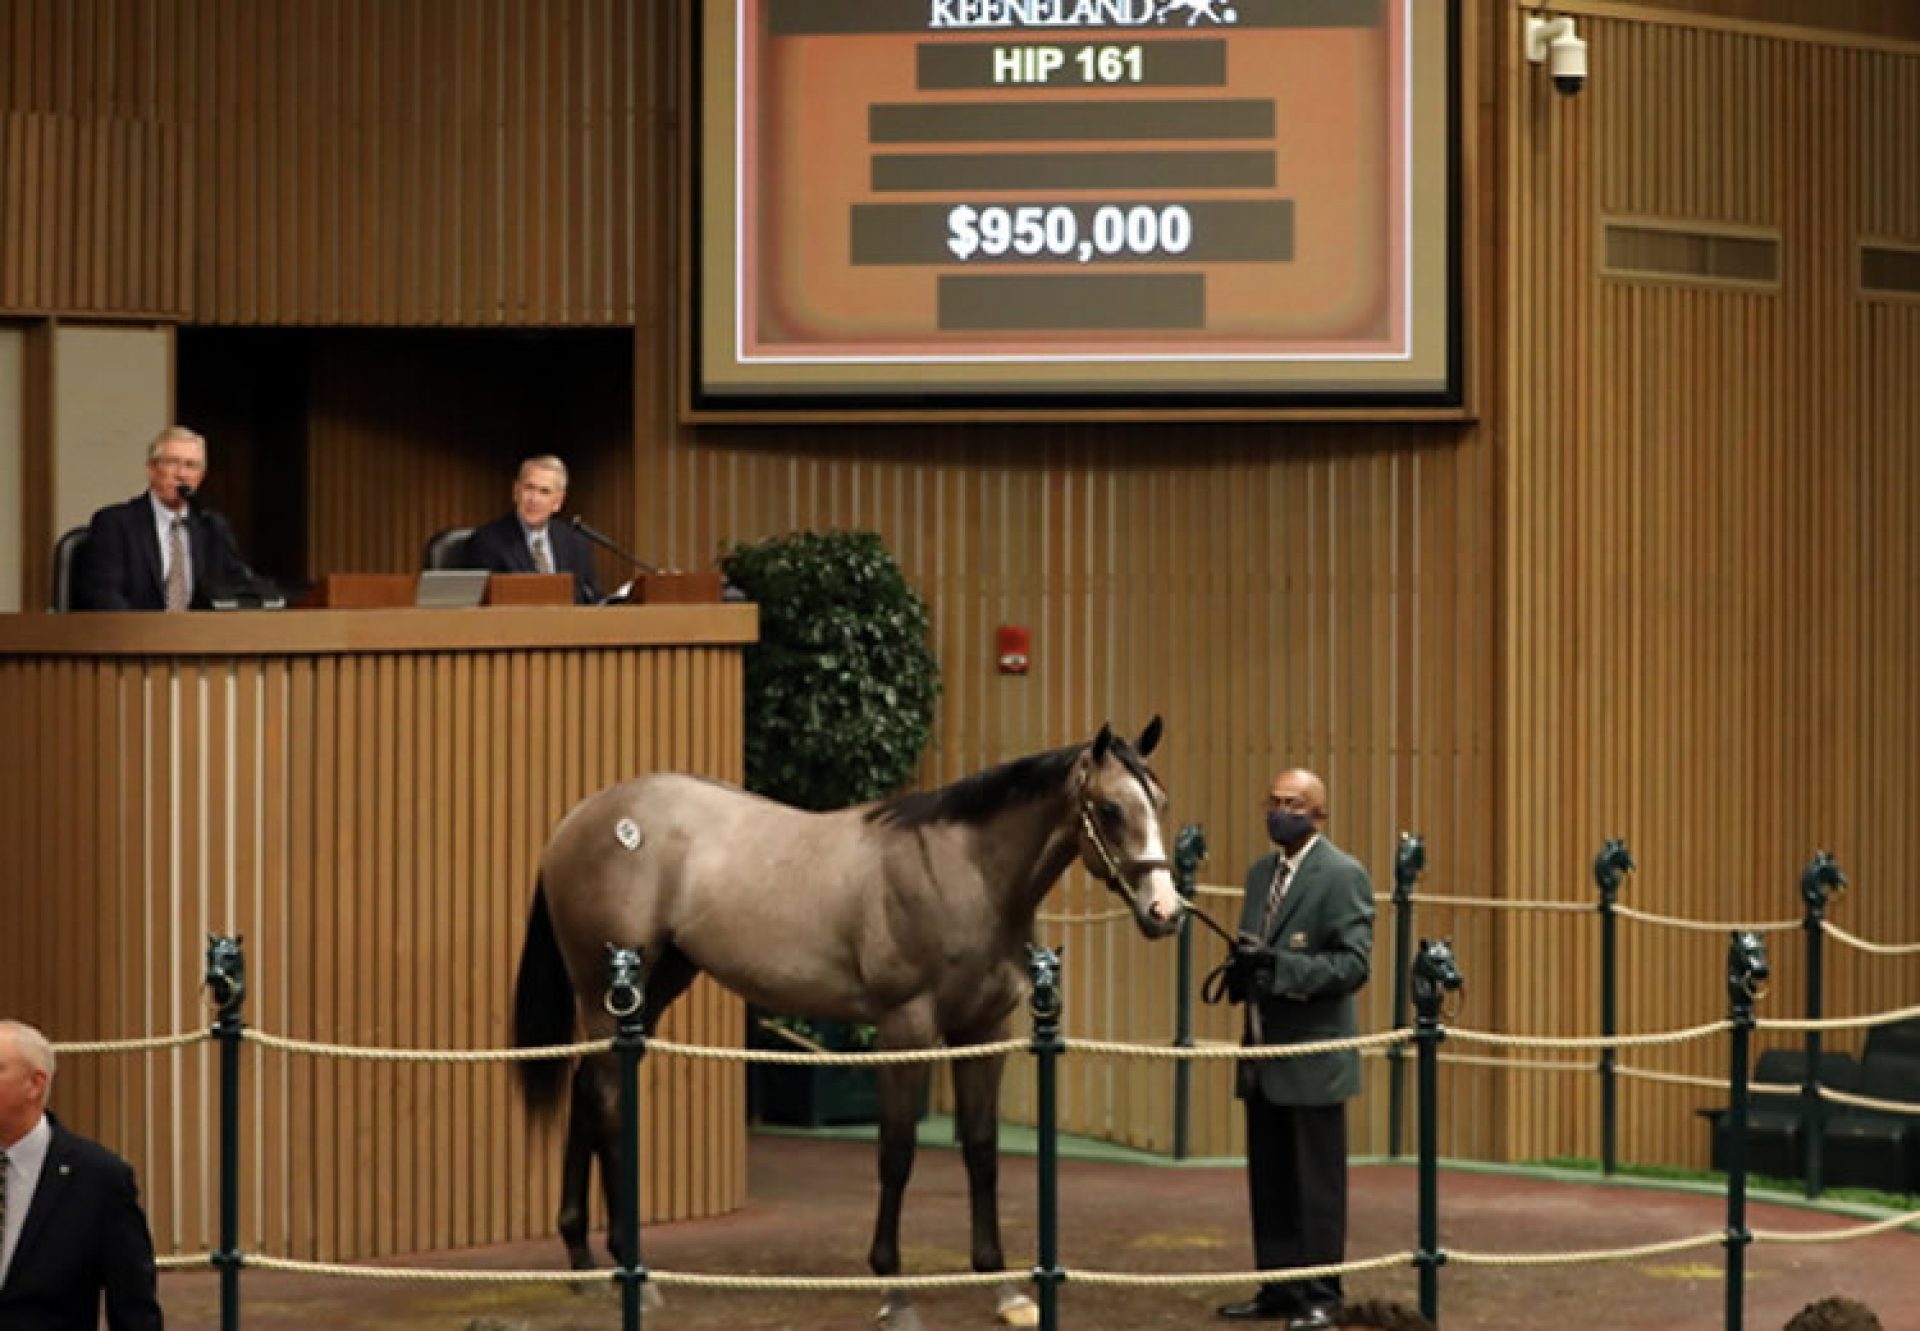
[869,1058,929,1331]
[953,1048,1036,1328]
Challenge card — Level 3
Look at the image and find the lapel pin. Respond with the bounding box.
[58,1164,72,1176]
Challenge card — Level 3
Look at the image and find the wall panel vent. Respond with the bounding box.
[1861,243,1920,298]
[1601,220,1781,288]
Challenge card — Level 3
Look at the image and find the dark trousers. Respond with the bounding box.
[1244,1097,1347,1312]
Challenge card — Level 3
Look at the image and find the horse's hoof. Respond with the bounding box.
[995,1290,1040,1327]
[876,1292,924,1331]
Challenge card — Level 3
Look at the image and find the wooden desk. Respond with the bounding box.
[0,606,756,1260]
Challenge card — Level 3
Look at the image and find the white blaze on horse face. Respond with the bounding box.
[1117,772,1180,927]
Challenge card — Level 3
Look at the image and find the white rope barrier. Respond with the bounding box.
[1615,1064,1728,1091]
[1438,1051,1591,1074]
[1035,905,1134,925]
[1753,1209,1920,1244]
[1821,919,1920,956]
[1449,1019,1731,1052]
[52,1029,211,1055]
[650,1037,1027,1065]
[1449,1231,1726,1267]
[1818,1084,1920,1116]
[1759,1003,1920,1034]
[1615,904,1800,933]
[243,1029,610,1063]
[1066,1252,1414,1288]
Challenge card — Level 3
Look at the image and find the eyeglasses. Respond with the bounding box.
[151,455,205,471]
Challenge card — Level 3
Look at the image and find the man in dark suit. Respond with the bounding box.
[0,1019,164,1330]
[75,425,256,611]
[463,454,602,605]
[1216,768,1374,1329]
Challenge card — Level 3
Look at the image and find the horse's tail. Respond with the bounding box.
[512,874,574,1117]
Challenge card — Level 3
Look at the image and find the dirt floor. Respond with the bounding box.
[158,1131,1918,1331]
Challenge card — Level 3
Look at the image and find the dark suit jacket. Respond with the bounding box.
[1235,836,1375,1106]
[75,493,254,611]
[0,1114,164,1330]
[463,512,602,605]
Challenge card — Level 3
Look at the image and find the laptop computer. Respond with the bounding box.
[414,569,491,609]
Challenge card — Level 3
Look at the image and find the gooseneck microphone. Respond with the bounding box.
[565,513,661,575]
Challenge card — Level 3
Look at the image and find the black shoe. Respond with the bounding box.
[1286,1308,1338,1331]
[1217,1295,1293,1321]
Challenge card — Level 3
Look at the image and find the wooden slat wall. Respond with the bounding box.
[0,0,650,324]
[1500,8,1920,1168]
[0,639,746,1260]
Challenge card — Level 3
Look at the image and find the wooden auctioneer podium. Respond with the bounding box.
[0,586,755,1262]
[299,570,726,608]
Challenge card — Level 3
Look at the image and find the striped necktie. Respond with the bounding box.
[1260,856,1292,938]
[532,531,555,575]
[165,517,190,611]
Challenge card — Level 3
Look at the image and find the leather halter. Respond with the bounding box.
[1075,769,1171,901]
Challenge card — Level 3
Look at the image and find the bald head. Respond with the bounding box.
[1268,768,1328,820]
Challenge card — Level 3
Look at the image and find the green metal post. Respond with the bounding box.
[1410,937,1461,1325]
[1724,931,1768,1331]
[1171,823,1206,1160]
[1386,833,1424,1159]
[204,935,247,1331]
[1593,839,1635,1176]
[607,945,649,1331]
[1027,945,1064,1331]
[1798,852,1845,1199]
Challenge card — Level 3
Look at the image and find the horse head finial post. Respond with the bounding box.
[603,944,650,1328]
[1799,851,1846,914]
[204,934,246,1019]
[1172,823,1208,900]
[1410,938,1463,1020]
[1025,943,1065,1329]
[1394,833,1426,902]
[1723,929,1769,1327]
[1026,944,1063,1042]
[1409,937,1462,1323]
[1727,931,1769,1013]
[1592,838,1636,905]
[1386,834,1425,1162]
[202,934,247,1319]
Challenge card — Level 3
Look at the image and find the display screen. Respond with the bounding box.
[690,0,1460,415]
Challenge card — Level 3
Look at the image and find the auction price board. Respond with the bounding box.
[696,0,1457,405]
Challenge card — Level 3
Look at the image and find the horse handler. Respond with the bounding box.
[1215,768,1375,1329]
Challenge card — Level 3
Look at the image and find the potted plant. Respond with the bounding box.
[719,530,941,1123]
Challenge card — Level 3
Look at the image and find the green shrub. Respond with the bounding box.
[720,530,941,811]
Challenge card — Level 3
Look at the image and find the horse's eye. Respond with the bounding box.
[1097,799,1123,824]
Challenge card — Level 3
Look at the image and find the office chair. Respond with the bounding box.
[422,526,477,571]
[50,526,90,612]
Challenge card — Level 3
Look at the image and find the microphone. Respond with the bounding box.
[176,483,197,512]
[565,513,661,575]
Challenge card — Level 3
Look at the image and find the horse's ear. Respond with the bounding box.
[1090,723,1114,763]
[1136,715,1164,757]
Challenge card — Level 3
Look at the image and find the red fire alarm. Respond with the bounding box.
[996,625,1031,675]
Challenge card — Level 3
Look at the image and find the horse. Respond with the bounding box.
[511,718,1182,1328]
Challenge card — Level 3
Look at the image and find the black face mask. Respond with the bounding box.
[1267,808,1314,848]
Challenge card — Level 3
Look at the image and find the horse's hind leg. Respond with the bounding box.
[558,1057,610,1272]
[953,1048,1036,1327]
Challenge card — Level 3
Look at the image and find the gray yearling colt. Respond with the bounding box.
[513,719,1181,1327]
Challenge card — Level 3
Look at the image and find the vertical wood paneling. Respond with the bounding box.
[1503,10,1920,1169]
[0,632,746,1261]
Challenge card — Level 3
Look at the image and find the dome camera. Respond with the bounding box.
[1525,14,1588,97]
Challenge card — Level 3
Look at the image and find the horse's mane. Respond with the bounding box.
[865,736,1154,829]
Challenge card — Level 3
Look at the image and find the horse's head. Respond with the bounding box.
[1073,716,1182,939]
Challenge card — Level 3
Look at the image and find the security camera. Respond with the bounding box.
[1526,14,1588,97]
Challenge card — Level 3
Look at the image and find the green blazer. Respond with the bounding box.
[1234,835,1375,1106]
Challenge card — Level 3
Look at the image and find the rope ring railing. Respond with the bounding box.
[1821,920,1920,956]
